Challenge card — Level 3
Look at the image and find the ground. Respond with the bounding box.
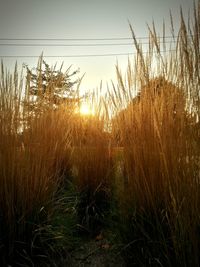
[69,233,126,267]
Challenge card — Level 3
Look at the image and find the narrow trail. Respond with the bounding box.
[68,233,126,267]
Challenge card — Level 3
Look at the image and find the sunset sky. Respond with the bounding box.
[0,0,194,94]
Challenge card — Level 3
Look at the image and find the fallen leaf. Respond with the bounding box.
[95,233,103,241]
[101,243,110,249]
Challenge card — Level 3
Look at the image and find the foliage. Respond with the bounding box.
[1,2,200,266]
[0,63,73,264]
[24,57,80,113]
[109,2,200,266]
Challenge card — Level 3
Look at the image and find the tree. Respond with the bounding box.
[24,57,81,112]
[111,76,186,146]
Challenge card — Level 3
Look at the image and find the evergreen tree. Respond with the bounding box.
[24,57,81,112]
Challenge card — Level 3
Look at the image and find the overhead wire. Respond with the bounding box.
[0,41,176,47]
[0,36,180,41]
[0,50,176,58]
[0,35,178,58]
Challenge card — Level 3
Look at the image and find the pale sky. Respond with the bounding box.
[0,0,193,93]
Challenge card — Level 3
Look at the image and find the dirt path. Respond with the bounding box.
[68,233,126,267]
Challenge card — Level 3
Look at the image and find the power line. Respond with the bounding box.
[0,36,179,42]
[0,41,176,47]
[0,50,176,58]
[0,53,135,58]
[0,43,139,47]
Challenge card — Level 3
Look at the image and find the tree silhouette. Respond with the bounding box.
[24,57,81,111]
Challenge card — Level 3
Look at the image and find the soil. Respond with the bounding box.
[68,233,126,267]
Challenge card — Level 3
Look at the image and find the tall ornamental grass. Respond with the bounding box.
[0,62,73,263]
[110,2,200,266]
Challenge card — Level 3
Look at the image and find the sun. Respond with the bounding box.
[79,102,94,116]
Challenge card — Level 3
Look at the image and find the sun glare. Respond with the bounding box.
[79,103,94,116]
